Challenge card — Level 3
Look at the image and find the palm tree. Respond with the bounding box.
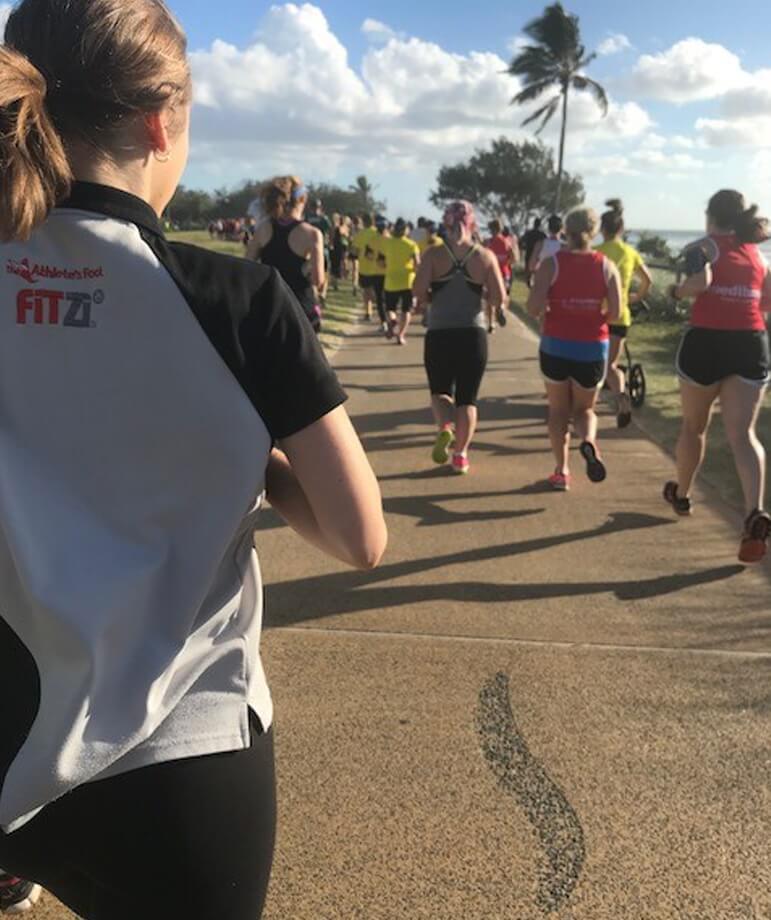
[349,175,376,211]
[507,3,607,212]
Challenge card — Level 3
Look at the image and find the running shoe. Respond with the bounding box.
[738,509,771,564]
[579,441,607,483]
[386,318,397,339]
[380,322,388,334]
[451,453,470,475]
[617,392,632,429]
[496,306,508,327]
[548,471,571,491]
[396,334,406,346]
[432,428,454,465]
[663,481,692,516]
[0,874,42,913]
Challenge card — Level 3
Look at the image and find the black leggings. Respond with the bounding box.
[424,327,488,406]
[0,713,275,920]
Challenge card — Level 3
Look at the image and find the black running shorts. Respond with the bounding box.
[608,324,629,339]
[676,327,770,388]
[424,327,488,407]
[359,274,379,289]
[539,350,606,390]
[385,289,413,313]
[0,712,275,920]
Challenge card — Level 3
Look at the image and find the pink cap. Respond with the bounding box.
[443,200,477,234]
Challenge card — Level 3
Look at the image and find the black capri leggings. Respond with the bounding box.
[424,327,488,407]
[0,712,275,920]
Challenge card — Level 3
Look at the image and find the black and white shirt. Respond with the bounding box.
[0,183,346,833]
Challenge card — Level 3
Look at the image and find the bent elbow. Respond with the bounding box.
[351,525,388,570]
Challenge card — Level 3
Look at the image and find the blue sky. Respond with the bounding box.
[160,0,771,228]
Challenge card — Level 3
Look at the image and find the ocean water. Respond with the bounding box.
[628,229,771,260]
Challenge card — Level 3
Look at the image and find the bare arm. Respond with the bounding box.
[605,263,622,323]
[629,263,653,304]
[672,266,712,300]
[528,240,544,273]
[510,238,520,266]
[412,249,433,307]
[762,267,771,313]
[268,406,387,570]
[246,221,271,261]
[309,227,325,291]
[484,250,506,310]
[526,258,555,318]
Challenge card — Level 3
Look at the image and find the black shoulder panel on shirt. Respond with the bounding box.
[0,616,41,803]
[138,233,347,440]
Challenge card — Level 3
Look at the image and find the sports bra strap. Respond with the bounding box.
[442,241,478,270]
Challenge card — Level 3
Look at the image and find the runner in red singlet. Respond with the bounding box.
[527,208,621,490]
[484,219,513,329]
[666,189,771,562]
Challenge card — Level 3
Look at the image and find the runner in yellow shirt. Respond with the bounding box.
[351,213,386,328]
[383,218,421,345]
[595,199,652,427]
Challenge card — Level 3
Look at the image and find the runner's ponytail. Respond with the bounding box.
[707,189,769,245]
[600,198,624,238]
[0,46,72,242]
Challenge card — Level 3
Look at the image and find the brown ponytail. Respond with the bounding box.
[1,0,190,242]
[707,189,769,245]
[261,176,305,219]
[0,47,72,242]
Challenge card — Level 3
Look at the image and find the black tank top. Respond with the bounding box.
[260,220,315,316]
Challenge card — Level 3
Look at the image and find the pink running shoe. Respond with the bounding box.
[548,471,571,491]
[451,453,470,475]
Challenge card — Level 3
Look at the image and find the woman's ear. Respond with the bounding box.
[143,110,171,158]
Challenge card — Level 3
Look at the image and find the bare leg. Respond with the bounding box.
[676,380,720,498]
[719,377,768,514]
[431,394,455,430]
[606,335,625,397]
[572,382,600,446]
[454,405,478,455]
[361,285,374,320]
[397,309,412,344]
[544,381,572,473]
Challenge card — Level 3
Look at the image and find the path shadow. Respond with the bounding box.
[264,512,694,627]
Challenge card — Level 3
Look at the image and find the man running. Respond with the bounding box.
[306,198,331,303]
[521,217,547,287]
[484,218,515,328]
[383,218,421,346]
[352,213,385,327]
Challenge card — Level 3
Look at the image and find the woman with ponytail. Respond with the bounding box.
[247,175,326,333]
[527,207,622,490]
[665,189,770,563]
[0,1,386,915]
[595,198,652,428]
[413,200,506,474]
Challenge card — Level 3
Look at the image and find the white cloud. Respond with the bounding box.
[506,35,528,56]
[631,38,746,103]
[361,18,401,45]
[695,116,771,149]
[598,34,632,56]
[0,3,11,36]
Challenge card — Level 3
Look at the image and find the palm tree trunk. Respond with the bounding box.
[554,84,569,213]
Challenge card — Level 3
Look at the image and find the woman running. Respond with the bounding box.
[329,212,348,292]
[383,217,420,346]
[527,208,622,490]
[595,199,652,428]
[0,3,387,919]
[528,214,565,274]
[413,201,506,474]
[666,189,771,563]
[247,176,325,333]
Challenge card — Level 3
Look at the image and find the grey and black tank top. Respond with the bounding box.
[428,243,485,330]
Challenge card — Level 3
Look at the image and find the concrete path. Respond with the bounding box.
[39,319,770,919]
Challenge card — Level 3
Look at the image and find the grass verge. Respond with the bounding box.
[167,230,359,352]
[508,278,770,512]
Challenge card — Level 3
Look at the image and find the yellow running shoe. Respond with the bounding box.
[432,428,454,465]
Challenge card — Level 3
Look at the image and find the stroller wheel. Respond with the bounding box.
[629,363,646,408]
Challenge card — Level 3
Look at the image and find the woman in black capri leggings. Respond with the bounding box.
[413,201,506,475]
[0,1,387,917]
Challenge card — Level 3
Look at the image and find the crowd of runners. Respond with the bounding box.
[0,0,769,916]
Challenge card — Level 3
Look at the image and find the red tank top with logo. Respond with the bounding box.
[486,235,512,278]
[691,235,767,332]
[544,250,610,342]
